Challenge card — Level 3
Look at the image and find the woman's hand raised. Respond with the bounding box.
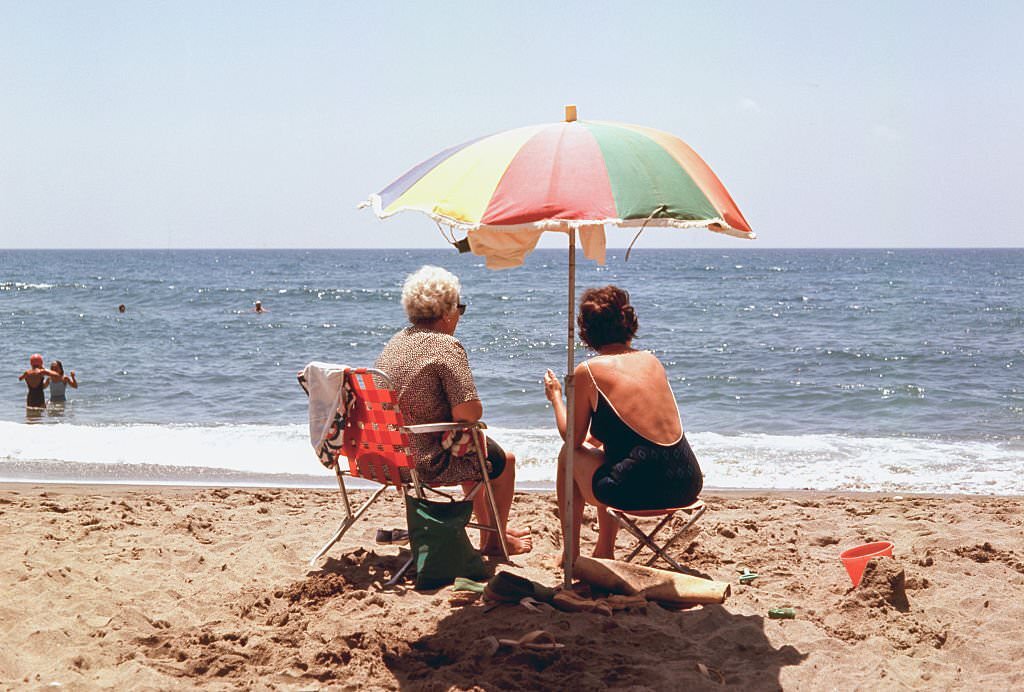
[544,369,563,403]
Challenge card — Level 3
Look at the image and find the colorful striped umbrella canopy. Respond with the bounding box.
[366,111,754,240]
[362,107,753,587]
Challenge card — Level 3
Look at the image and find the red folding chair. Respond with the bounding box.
[300,366,508,568]
[605,499,707,573]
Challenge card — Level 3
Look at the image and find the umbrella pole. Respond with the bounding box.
[563,227,576,587]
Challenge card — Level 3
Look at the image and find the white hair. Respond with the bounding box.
[401,265,461,323]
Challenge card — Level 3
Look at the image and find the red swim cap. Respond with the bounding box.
[30,353,43,367]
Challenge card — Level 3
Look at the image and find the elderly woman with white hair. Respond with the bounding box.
[375,265,532,556]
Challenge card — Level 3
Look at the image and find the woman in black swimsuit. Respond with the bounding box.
[18,354,59,409]
[544,286,702,563]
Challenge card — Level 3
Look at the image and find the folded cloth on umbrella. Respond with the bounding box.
[578,224,606,264]
[300,362,352,469]
[468,224,606,269]
[468,228,543,269]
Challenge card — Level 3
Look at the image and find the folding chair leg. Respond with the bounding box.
[641,504,706,567]
[637,534,687,573]
[480,478,508,559]
[384,490,416,587]
[309,484,388,566]
[473,439,509,560]
[385,554,415,588]
[624,513,675,562]
[612,513,687,572]
[608,508,690,573]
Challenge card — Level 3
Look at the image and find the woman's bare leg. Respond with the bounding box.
[593,504,620,559]
[467,452,532,556]
[556,444,585,565]
[557,444,608,564]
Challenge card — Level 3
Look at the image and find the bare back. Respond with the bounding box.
[583,351,682,445]
[20,370,48,388]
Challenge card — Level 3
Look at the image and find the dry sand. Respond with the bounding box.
[1,484,1022,690]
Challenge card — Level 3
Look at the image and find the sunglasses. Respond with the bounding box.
[457,303,467,316]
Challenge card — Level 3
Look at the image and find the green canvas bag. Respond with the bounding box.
[405,495,488,590]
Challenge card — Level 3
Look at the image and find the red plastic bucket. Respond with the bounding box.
[840,541,894,587]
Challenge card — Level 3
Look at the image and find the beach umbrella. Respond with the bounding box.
[361,106,754,585]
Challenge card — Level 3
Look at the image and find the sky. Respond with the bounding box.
[1,1,1021,249]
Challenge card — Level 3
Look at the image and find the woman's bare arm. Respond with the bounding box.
[451,398,483,423]
[544,369,568,440]
[548,367,602,448]
[571,362,594,450]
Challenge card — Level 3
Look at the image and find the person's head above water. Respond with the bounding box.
[29,354,43,368]
[118,304,126,313]
[50,360,64,375]
[401,265,462,325]
[577,285,639,349]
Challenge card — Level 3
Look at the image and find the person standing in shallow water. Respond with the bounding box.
[47,360,78,404]
[18,354,58,409]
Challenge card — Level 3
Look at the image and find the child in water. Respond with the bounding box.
[18,354,58,409]
[47,360,78,403]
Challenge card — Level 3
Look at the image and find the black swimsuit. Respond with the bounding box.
[586,366,703,511]
[26,379,46,408]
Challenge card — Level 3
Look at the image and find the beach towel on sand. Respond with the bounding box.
[300,362,353,470]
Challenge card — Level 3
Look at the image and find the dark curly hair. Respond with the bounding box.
[577,285,639,349]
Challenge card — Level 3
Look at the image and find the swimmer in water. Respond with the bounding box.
[254,300,266,313]
[18,354,58,409]
[47,360,78,404]
[118,304,126,313]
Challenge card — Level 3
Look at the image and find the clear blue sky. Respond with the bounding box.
[1,1,1021,249]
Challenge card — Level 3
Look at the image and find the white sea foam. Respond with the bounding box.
[0,421,330,483]
[0,282,56,290]
[687,431,1024,495]
[501,427,1024,494]
[1,421,1021,494]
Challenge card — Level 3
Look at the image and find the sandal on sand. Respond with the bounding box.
[518,596,555,613]
[551,590,615,616]
[497,630,565,652]
[375,528,409,545]
[452,577,487,593]
[551,590,598,613]
[738,568,759,584]
[604,594,648,611]
[484,571,555,604]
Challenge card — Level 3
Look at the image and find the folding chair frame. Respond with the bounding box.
[606,500,707,573]
[307,368,508,568]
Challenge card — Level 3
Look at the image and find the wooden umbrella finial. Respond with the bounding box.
[565,105,577,122]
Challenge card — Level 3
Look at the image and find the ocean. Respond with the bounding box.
[1,248,1022,494]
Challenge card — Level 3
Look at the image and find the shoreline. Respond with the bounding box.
[4,420,1022,495]
[3,480,1023,502]
[2,484,1021,688]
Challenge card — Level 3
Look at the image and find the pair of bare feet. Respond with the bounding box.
[482,526,533,556]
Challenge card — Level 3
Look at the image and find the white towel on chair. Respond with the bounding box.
[301,362,350,449]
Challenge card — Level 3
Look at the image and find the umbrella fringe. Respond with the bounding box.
[361,195,755,241]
